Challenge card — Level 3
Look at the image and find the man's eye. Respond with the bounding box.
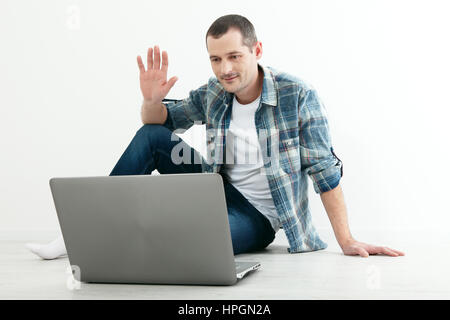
[231,55,239,59]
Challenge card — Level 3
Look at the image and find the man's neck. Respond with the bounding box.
[235,66,263,104]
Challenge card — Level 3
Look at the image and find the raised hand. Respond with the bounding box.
[137,45,178,105]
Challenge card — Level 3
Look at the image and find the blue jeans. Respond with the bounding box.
[109,124,276,255]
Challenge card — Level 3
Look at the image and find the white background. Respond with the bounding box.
[1,0,449,242]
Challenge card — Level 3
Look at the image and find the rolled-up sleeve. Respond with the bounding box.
[298,88,343,194]
[162,83,208,131]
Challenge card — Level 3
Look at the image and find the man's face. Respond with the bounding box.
[207,28,262,94]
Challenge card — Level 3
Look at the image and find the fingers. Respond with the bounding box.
[382,247,405,256]
[355,246,369,258]
[137,55,145,73]
[153,45,161,70]
[384,247,405,256]
[161,50,168,72]
[345,242,406,258]
[166,76,178,90]
[147,47,153,70]
[142,45,167,71]
[371,246,404,257]
[380,247,398,256]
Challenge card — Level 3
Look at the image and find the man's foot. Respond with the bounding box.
[25,234,67,260]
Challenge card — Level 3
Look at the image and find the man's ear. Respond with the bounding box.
[255,42,263,59]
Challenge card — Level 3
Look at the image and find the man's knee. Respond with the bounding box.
[136,123,170,136]
[135,124,173,145]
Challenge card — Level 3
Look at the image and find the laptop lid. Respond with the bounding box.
[49,173,240,286]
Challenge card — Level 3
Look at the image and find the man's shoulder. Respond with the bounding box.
[266,66,314,92]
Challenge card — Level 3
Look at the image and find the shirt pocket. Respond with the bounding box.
[278,137,301,174]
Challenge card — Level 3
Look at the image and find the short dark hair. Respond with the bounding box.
[205,14,258,52]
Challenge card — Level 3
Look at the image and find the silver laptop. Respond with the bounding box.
[49,173,261,286]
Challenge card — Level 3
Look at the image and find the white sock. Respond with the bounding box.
[25,234,67,260]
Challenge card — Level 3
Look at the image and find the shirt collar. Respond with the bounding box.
[258,63,278,107]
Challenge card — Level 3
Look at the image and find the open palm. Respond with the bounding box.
[137,45,178,103]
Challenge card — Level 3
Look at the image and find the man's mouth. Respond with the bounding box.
[224,75,238,81]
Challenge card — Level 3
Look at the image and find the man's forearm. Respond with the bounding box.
[320,184,354,248]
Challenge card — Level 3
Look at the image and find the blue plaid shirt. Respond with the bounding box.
[162,63,343,253]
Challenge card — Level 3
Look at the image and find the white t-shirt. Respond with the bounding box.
[222,94,281,232]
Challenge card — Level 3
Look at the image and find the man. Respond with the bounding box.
[27,14,403,259]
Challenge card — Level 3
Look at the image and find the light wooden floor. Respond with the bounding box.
[1,227,449,299]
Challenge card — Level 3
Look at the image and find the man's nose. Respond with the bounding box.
[221,61,233,76]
